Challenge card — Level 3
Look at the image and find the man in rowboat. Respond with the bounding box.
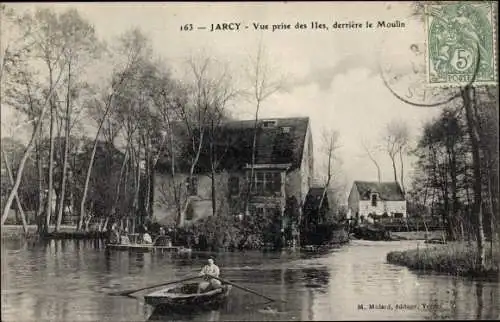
[197,256,222,293]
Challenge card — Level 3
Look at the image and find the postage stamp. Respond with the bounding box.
[425,2,497,86]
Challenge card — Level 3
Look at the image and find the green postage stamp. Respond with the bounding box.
[426,2,497,86]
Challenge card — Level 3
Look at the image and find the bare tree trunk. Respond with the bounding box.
[318,153,332,217]
[189,130,204,192]
[148,162,155,218]
[85,215,93,232]
[462,85,486,270]
[448,147,458,241]
[363,141,381,183]
[211,171,217,216]
[484,151,497,256]
[209,120,217,216]
[167,127,182,227]
[399,148,405,194]
[244,105,261,216]
[143,136,151,217]
[168,120,182,227]
[45,87,56,234]
[102,216,110,232]
[36,133,44,227]
[132,143,141,225]
[78,99,115,231]
[56,62,72,232]
[390,155,398,184]
[109,145,130,221]
[2,149,29,234]
[78,59,132,230]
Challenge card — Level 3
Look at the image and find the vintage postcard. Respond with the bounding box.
[1,2,498,322]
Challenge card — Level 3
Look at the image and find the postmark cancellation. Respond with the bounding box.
[425,2,497,86]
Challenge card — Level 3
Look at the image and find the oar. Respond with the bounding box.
[110,275,200,297]
[206,274,285,303]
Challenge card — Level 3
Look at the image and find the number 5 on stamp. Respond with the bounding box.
[425,2,497,86]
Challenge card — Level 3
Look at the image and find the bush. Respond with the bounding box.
[176,214,241,251]
[175,207,285,251]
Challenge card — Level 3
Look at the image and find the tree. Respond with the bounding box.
[0,4,34,85]
[1,8,69,229]
[1,144,29,232]
[168,55,237,221]
[317,129,340,214]
[476,87,499,250]
[78,27,149,231]
[54,9,101,231]
[382,119,410,194]
[242,39,284,215]
[187,55,237,216]
[462,85,486,269]
[414,106,470,240]
[361,137,382,183]
[152,72,188,227]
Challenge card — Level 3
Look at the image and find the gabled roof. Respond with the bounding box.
[307,187,330,199]
[352,181,405,201]
[156,117,310,173]
[303,187,330,212]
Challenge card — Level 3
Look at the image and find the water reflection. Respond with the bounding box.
[303,267,330,291]
[148,307,222,322]
[1,239,499,321]
[476,281,483,320]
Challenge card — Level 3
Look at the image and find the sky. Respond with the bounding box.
[1,2,442,199]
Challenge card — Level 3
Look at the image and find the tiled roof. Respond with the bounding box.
[156,117,310,173]
[303,187,330,212]
[353,181,405,201]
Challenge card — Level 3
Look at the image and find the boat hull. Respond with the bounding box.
[144,283,232,311]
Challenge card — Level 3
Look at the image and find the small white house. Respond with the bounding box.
[347,181,406,223]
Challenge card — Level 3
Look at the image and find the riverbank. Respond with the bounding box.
[1,225,107,240]
[386,241,500,280]
[390,230,445,241]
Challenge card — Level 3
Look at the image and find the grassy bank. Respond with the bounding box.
[390,230,446,241]
[387,242,500,280]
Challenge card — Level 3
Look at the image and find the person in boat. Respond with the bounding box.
[142,229,153,244]
[197,256,222,293]
[120,228,130,245]
[109,225,120,244]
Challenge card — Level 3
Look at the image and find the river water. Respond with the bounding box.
[1,238,499,321]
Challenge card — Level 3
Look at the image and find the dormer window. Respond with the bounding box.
[261,120,278,128]
[281,126,291,133]
[371,193,378,207]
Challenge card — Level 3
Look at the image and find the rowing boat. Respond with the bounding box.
[144,282,232,311]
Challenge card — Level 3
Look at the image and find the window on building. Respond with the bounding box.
[248,205,281,219]
[248,171,282,195]
[267,172,281,194]
[261,120,278,128]
[371,193,378,207]
[255,172,265,194]
[229,176,239,195]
